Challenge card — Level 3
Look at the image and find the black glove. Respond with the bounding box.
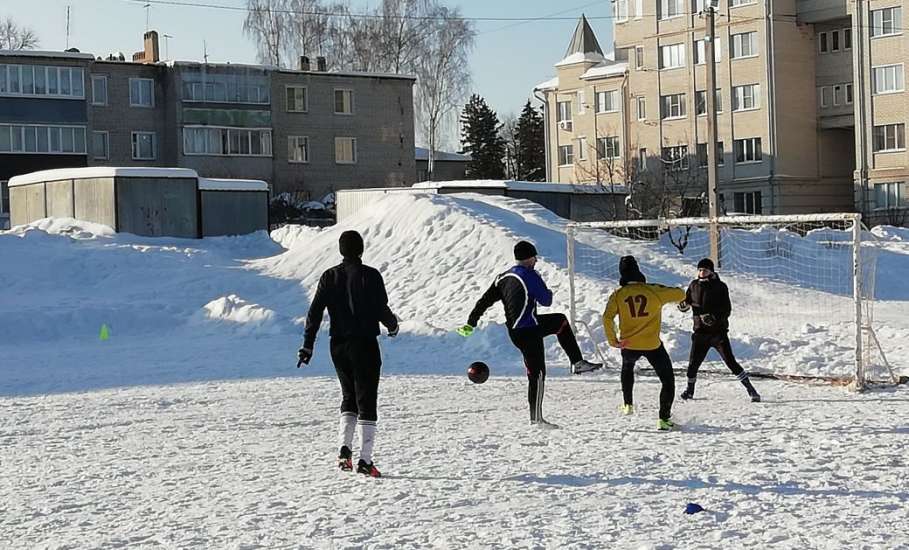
[700,314,717,327]
[677,301,691,313]
[297,347,313,368]
[388,324,399,337]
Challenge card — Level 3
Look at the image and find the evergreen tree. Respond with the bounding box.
[460,94,506,179]
[515,100,545,181]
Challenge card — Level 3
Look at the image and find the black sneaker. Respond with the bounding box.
[749,391,762,403]
[357,459,381,477]
[338,446,353,471]
[680,389,694,400]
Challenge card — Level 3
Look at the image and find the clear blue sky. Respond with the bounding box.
[7,0,613,118]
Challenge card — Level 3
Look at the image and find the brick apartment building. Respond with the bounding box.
[535,4,907,224]
[0,31,417,228]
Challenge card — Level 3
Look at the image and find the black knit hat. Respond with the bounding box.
[514,241,538,261]
[697,258,715,271]
[619,255,646,286]
[339,230,364,258]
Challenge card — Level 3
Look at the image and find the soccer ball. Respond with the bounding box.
[467,361,490,384]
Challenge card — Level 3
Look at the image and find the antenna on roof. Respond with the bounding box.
[203,40,209,64]
[144,3,151,31]
[163,34,173,62]
[65,5,71,49]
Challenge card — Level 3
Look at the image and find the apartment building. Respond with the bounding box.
[0,31,416,228]
[536,5,907,221]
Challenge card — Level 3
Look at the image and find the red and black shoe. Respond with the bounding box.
[356,459,381,478]
[338,446,353,471]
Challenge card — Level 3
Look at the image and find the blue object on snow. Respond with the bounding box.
[684,503,704,515]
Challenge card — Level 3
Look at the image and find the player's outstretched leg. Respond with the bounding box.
[537,313,602,375]
[682,333,711,400]
[620,349,640,415]
[715,335,761,402]
[647,345,676,430]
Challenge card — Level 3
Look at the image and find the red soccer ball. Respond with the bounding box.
[467,361,490,384]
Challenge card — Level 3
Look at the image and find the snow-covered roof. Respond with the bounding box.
[0,49,94,60]
[9,167,199,187]
[198,178,269,192]
[412,180,627,194]
[555,51,607,67]
[580,61,628,80]
[415,147,471,162]
[534,76,560,92]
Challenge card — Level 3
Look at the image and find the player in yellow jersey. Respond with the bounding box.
[603,256,686,430]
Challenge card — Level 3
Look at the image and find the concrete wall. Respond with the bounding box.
[9,183,46,226]
[74,177,116,227]
[201,191,269,236]
[416,159,468,182]
[45,179,75,218]
[115,177,198,238]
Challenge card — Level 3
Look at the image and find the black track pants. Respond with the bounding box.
[687,332,745,380]
[620,345,675,420]
[330,337,382,422]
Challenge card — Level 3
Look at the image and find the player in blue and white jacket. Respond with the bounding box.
[458,241,601,428]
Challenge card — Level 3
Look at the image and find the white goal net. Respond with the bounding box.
[566,214,889,388]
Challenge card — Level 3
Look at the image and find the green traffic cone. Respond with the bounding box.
[99,324,110,341]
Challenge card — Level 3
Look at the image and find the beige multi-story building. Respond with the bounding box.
[536,4,907,223]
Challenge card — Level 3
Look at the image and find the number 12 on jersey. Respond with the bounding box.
[624,295,649,318]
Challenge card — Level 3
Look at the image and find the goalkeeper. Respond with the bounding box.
[679,258,761,403]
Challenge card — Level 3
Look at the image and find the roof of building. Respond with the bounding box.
[198,178,269,192]
[415,147,471,162]
[534,76,560,91]
[8,167,199,187]
[0,49,95,60]
[556,15,605,67]
[277,68,418,81]
[411,180,627,194]
[580,61,629,80]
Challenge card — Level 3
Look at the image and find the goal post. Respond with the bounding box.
[565,213,885,388]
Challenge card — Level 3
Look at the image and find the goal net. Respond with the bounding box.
[566,214,887,388]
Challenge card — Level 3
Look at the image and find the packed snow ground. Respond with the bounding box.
[2,193,909,548]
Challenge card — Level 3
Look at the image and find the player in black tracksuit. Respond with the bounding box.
[679,258,761,403]
[297,230,399,477]
[459,241,601,428]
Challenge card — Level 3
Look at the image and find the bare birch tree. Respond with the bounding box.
[0,16,39,50]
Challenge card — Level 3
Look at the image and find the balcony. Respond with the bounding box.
[797,0,849,24]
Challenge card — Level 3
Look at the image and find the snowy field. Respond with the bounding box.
[2,192,909,548]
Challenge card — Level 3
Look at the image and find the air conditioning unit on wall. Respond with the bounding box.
[558,120,573,131]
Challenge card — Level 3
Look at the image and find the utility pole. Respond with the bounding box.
[704,2,720,265]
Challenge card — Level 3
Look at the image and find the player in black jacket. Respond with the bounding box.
[297,230,399,477]
[679,258,760,402]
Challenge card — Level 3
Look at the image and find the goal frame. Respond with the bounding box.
[566,213,869,389]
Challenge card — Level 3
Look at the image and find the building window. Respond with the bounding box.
[734,191,762,214]
[694,38,722,64]
[833,85,844,105]
[832,30,841,51]
[635,47,644,69]
[660,93,686,119]
[730,32,757,59]
[846,83,853,104]
[819,86,832,107]
[288,136,309,163]
[871,7,902,38]
[636,96,646,120]
[732,84,760,111]
[874,182,907,209]
[181,68,270,104]
[335,137,357,163]
[615,0,629,22]
[91,75,108,106]
[873,124,906,152]
[734,137,762,163]
[131,131,157,160]
[697,141,724,167]
[557,100,572,123]
[577,137,588,161]
[844,28,852,49]
[92,131,109,160]
[639,148,647,171]
[818,32,828,53]
[695,89,722,115]
[1,180,9,218]
[635,0,643,19]
[129,78,154,107]
[730,0,756,6]
[596,90,619,113]
[0,65,84,98]
[286,86,308,112]
[872,64,905,94]
[659,43,686,70]
[183,126,273,156]
[662,145,688,172]
[659,0,684,19]
[334,89,354,115]
[0,124,86,154]
[597,136,621,160]
[558,144,574,166]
